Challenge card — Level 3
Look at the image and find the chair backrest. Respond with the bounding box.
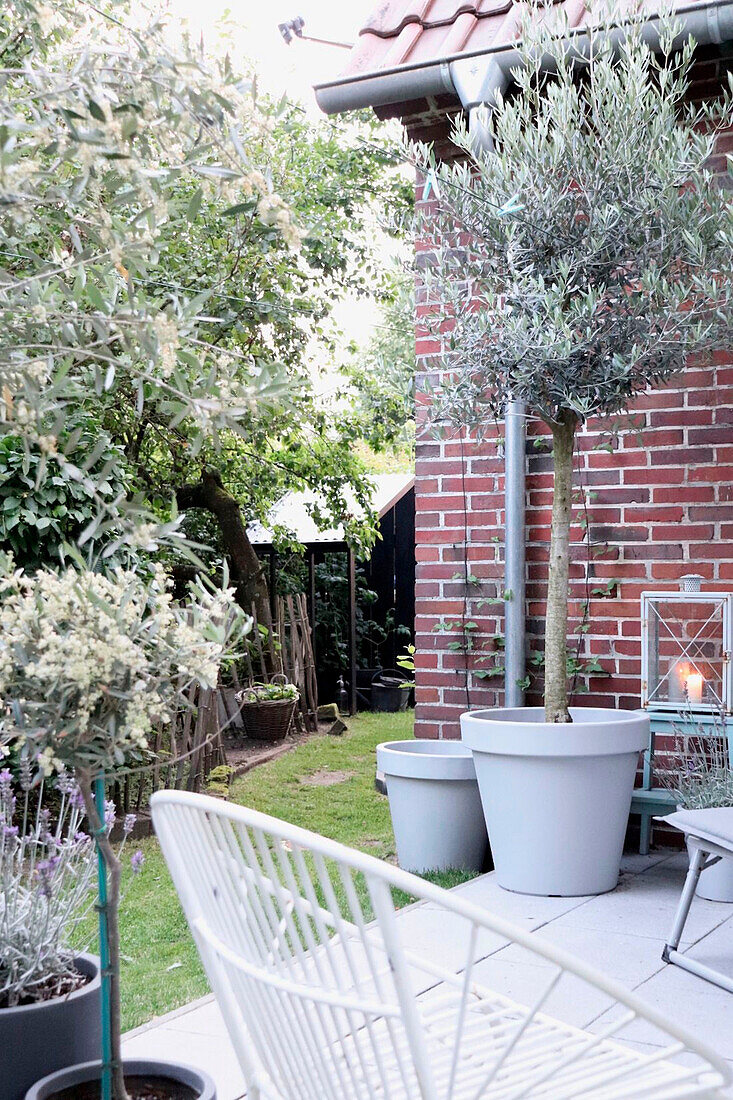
[152,789,730,1100]
[151,789,437,1100]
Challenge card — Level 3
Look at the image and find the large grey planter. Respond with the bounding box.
[1,953,101,1100]
[377,739,488,873]
[25,1059,216,1100]
[461,707,648,897]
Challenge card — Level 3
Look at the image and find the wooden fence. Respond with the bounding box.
[112,684,226,814]
[112,592,318,815]
[221,593,318,733]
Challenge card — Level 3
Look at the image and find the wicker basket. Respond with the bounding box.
[237,682,298,742]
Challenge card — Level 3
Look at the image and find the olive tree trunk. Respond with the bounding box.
[544,412,578,723]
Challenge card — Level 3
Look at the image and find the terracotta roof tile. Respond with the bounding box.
[362,1,512,38]
[330,0,712,86]
[338,0,568,82]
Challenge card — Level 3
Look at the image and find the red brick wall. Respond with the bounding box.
[412,48,733,741]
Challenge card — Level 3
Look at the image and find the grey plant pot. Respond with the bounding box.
[25,1059,217,1100]
[1,953,101,1100]
[377,739,489,873]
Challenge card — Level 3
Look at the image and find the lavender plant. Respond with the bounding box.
[0,768,143,1008]
[662,719,733,810]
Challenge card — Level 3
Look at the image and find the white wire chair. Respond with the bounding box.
[151,790,730,1100]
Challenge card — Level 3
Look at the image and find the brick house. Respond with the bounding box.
[316,1,733,741]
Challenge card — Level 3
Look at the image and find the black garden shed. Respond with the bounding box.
[248,473,415,714]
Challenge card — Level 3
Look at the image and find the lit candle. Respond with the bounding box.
[669,659,688,702]
[686,672,703,705]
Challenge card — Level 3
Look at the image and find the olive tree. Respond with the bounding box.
[415,14,733,722]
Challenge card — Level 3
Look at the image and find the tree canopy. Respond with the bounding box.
[0,1,412,597]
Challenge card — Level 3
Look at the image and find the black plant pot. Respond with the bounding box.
[1,953,101,1100]
[371,671,411,713]
[25,1059,216,1100]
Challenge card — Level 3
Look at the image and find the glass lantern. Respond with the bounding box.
[641,576,733,714]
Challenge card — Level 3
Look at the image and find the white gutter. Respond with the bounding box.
[315,1,733,114]
[315,1,733,708]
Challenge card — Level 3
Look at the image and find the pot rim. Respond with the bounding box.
[461,707,648,758]
[463,706,644,727]
[376,738,477,781]
[25,1058,216,1100]
[0,953,100,1017]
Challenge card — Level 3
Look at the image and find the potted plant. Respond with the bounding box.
[236,678,299,741]
[663,720,733,902]
[0,563,242,1100]
[417,16,733,894]
[0,768,102,1100]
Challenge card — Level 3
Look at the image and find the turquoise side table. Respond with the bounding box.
[630,710,733,854]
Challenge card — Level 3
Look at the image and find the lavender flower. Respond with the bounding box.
[0,769,15,821]
[104,800,116,830]
[36,855,61,898]
[38,807,52,843]
[123,813,136,837]
[18,756,33,792]
[55,770,75,796]
[69,784,86,811]
[130,850,145,875]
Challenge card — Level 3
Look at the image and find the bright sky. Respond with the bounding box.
[171,1,375,107]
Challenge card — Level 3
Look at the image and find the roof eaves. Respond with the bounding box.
[314,39,517,113]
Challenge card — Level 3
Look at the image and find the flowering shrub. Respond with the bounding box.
[0,559,244,1096]
[0,769,141,1007]
[0,563,245,777]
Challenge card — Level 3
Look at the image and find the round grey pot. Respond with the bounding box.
[25,1059,216,1100]
[1,953,101,1100]
[462,707,648,896]
[377,739,488,873]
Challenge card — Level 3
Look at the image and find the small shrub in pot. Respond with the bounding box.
[0,563,244,1100]
[0,769,143,1100]
[662,718,733,901]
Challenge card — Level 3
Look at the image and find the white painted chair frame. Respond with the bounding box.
[663,834,733,995]
[151,790,730,1100]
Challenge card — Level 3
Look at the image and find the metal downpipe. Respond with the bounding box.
[465,99,527,708]
[504,400,527,706]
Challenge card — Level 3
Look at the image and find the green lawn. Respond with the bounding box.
[113,711,478,1031]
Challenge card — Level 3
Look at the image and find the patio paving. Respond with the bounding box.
[122,848,733,1098]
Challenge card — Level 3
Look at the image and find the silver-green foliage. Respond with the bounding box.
[663,719,733,809]
[413,10,733,720]
[0,0,294,557]
[415,16,733,431]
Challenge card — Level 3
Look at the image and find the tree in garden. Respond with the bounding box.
[0,561,243,1100]
[0,1,316,1096]
[103,101,412,619]
[0,0,296,563]
[415,13,733,722]
[0,1,411,603]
